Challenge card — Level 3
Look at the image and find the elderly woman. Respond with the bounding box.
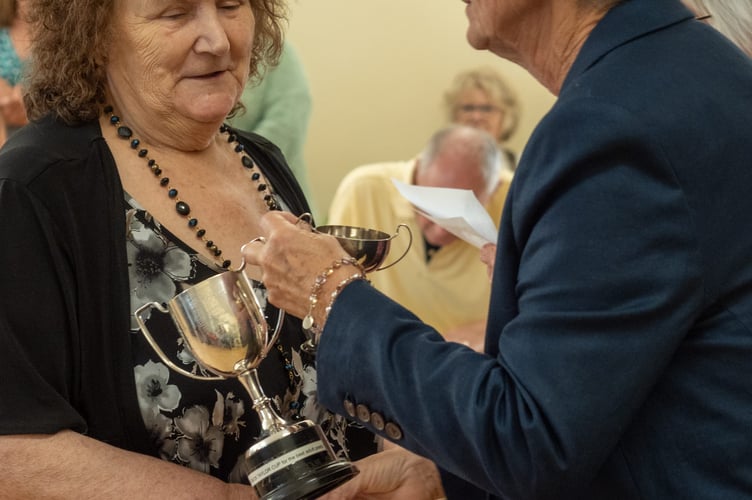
[444,67,519,171]
[0,0,374,498]
[247,0,752,498]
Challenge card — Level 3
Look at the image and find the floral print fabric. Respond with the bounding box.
[124,202,367,483]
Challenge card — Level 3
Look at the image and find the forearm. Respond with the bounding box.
[0,431,255,499]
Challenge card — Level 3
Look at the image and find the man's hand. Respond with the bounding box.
[480,243,497,281]
[443,319,486,352]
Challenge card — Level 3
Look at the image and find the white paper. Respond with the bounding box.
[391,179,498,248]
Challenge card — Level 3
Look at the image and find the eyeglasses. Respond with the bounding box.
[695,13,712,21]
[456,104,500,115]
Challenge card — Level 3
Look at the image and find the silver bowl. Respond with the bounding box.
[315,223,412,272]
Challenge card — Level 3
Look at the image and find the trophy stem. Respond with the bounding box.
[238,368,289,435]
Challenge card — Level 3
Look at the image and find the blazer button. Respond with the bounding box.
[343,399,356,418]
[356,404,371,423]
[370,412,385,431]
[385,422,403,441]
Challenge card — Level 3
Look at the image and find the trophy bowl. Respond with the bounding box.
[295,220,413,355]
[315,223,412,272]
[135,269,358,499]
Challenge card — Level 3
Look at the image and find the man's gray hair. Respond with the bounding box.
[417,125,503,196]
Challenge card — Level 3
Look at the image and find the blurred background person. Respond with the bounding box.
[327,125,506,352]
[444,67,520,172]
[0,0,29,144]
[682,0,752,55]
[230,41,317,218]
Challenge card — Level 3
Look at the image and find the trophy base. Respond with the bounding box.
[246,420,359,500]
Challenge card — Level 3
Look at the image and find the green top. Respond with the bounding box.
[0,28,23,86]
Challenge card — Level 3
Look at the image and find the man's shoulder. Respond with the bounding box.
[339,160,414,190]
[329,160,415,224]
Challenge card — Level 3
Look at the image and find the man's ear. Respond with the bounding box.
[412,159,422,184]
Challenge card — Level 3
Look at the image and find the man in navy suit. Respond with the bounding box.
[245,0,752,497]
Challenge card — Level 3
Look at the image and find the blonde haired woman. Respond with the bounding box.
[444,67,519,171]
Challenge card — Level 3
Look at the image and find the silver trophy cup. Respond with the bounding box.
[135,267,358,499]
[296,214,413,354]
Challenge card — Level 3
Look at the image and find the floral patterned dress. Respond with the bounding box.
[124,198,375,483]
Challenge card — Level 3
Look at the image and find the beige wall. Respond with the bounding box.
[286,0,557,219]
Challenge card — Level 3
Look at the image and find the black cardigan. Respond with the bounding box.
[0,114,312,456]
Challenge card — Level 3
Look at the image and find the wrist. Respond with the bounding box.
[302,258,367,339]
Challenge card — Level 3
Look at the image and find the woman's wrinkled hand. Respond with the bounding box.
[241,211,350,319]
[318,447,446,500]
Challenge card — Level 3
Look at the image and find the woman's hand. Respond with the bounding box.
[319,447,446,500]
[241,211,351,320]
[480,243,497,280]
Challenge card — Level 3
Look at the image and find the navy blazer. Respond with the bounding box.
[318,0,752,498]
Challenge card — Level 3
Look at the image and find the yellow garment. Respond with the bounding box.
[327,160,510,336]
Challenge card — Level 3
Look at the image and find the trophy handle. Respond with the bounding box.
[134,301,225,381]
[259,300,285,358]
[268,308,284,349]
[375,224,413,271]
[232,236,267,273]
[295,212,314,229]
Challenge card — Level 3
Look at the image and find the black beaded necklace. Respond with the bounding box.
[106,106,303,419]
[104,105,279,269]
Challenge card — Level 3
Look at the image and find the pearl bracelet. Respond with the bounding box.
[302,258,366,335]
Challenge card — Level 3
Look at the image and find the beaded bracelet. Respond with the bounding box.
[302,257,365,335]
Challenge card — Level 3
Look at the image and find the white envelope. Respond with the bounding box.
[391,179,498,248]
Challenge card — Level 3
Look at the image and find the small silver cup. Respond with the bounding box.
[315,223,412,272]
[135,266,358,499]
[296,214,413,354]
